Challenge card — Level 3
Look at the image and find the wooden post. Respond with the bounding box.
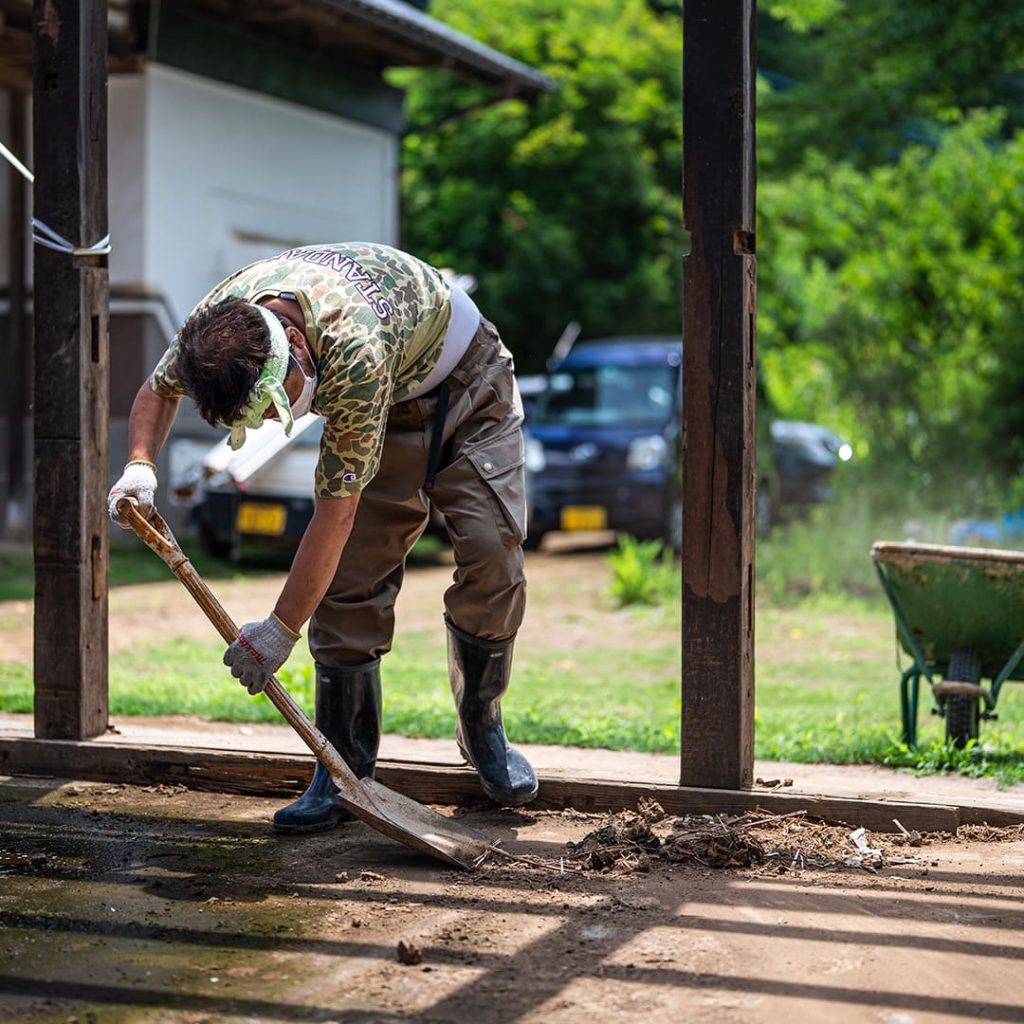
[680,0,757,789]
[32,0,110,739]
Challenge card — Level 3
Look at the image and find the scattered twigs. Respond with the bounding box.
[483,843,586,875]
[670,809,809,841]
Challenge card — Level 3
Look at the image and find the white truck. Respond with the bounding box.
[167,413,324,559]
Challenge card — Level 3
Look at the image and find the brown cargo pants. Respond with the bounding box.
[308,317,527,665]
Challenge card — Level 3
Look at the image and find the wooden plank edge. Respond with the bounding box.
[2,735,1015,833]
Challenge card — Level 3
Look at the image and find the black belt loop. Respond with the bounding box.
[423,381,450,492]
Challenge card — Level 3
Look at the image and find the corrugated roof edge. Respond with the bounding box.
[329,0,558,95]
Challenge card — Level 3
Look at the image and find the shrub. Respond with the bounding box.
[606,534,677,607]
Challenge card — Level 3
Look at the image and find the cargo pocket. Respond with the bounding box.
[467,433,527,549]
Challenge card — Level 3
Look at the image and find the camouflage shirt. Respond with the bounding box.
[151,242,456,497]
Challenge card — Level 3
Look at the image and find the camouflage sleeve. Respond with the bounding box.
[149,336,185,399]
[315,353,394,497]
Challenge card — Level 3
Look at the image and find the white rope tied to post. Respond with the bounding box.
[31,218,111,257]
[1,135,112,257]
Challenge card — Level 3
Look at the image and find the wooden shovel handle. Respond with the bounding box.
[115,500,357,790]
[116,501,496,869]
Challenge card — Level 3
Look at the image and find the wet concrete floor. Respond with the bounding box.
[1,776,1023,1024]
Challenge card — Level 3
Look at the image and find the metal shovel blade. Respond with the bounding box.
[328,772,489,868]
[118,501,493,869]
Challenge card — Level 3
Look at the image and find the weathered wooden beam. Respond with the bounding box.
[31,0,110,739]
[681,0,757,789]
[3,735,1016,834]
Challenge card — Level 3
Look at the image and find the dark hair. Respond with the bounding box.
[176,298,271,426]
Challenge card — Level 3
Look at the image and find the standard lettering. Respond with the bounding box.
[284,248,392,322]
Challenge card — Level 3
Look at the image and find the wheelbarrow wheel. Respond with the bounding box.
[944,646,980,749]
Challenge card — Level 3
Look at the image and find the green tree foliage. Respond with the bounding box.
[392,0,684,370]
[759,111,1024,468]
[756,1,1024,474]
[761,0,1024,169]
[397,0,1024,478]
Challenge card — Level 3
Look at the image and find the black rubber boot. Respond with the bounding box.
[446,616,538,806]
[272,659,381,835]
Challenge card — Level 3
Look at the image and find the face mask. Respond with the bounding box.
[290,366,317,419]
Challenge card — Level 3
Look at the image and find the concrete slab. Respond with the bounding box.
[0,778,1022,1023]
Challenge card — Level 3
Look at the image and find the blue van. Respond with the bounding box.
[524,336,682,549]
[523,335,851,550]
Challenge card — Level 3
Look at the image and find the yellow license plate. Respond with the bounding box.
[236,502,287,536]
[560,505,607,531]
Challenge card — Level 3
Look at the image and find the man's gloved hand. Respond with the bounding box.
[108,460,158,526]
[224,613,301,695]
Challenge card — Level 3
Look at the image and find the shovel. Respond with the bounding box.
[117,500,494,870]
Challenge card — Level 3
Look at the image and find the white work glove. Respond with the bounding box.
[224,613,301,695]
[108,460,158,526]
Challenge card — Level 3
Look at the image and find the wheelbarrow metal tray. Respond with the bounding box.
[871,541,1024,680]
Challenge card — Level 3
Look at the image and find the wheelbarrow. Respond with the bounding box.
[871,541,1024,748]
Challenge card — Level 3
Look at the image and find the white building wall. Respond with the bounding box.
[2,66,398,314]
[108,74,147,286]
[140,64,398,323]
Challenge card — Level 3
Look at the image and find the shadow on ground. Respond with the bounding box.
[1,777,1022,1023]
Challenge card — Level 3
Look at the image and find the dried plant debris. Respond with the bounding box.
[564,798,667,872]
[957,822,1024,843]
[663,818,767,869]
[563,804,1024,877]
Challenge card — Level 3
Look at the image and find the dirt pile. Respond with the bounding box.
[563,798,1024,876]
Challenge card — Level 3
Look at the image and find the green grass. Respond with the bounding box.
[752,476,1024,785]
[2,481,1023,786]
[754,603,1024,786]
[0,625,683,749]
[3,584,1021,785]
